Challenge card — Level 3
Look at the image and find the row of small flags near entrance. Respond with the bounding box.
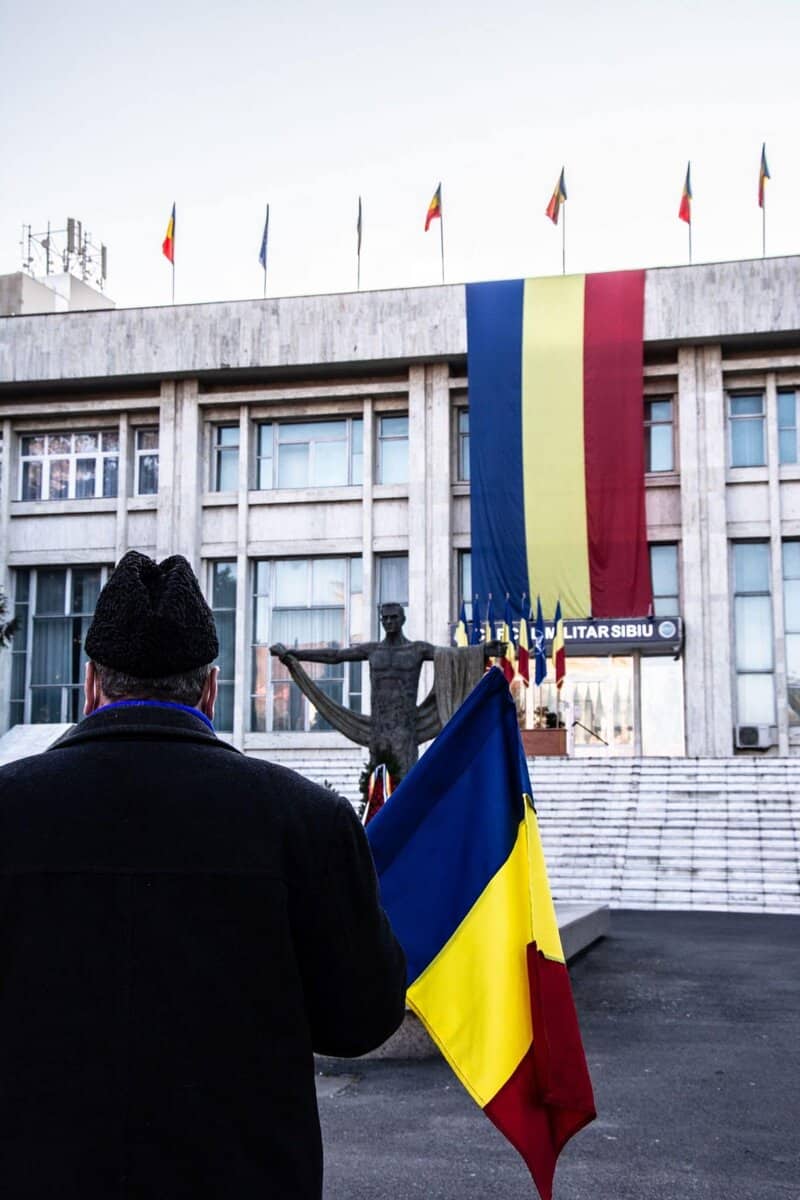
[455,596,566,690]
[159,145,772,276]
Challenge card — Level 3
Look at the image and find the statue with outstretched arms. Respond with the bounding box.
[271,602,504,780]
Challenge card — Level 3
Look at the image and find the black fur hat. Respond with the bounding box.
[85,551,219,677]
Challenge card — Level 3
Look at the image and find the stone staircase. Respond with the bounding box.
[266,750,800,916]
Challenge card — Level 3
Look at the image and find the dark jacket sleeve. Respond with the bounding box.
[294,798,407,1057]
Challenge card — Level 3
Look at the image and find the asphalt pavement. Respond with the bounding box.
[317,910,800,1200]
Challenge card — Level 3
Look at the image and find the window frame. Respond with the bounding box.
[643,396,675,473]
[211,423,240,492]
[732,540,775,726]
[649,542,680,615]
[728,391,766,468]
[250,555,363,733]
[778,390,798,465]
[255,416,363,490]
[376,413,409,485]
[455,406,470,482]
[133,425,160,496]
[18,430,120,501]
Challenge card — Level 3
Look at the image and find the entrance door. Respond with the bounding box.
[539,655,635,756]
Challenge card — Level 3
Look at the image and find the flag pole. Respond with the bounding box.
[762,195,766,259]
[688,219,692,266]
[357,195,362,291]
[440,194,445,284]
[263,204,269,299]
[562,204,566,276]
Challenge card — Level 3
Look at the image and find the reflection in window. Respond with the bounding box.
[211,561,237,730]
[733,542,774,725]
[376,555,408,632]
[19,431,119,500]
[783,542,800,727]
[728,393,765,467]
[256,418,363,489]
[644,398,674,472]
[778,392,798,465]
[649,543,679,615]
[377,415,408,484]
[250,557,362,732]
[9,566,110,724]
[135,427,159,495]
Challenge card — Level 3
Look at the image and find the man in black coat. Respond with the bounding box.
[0,552,407,1199]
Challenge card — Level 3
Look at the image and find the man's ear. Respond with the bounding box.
[199,666,219,721]
[84,661,102,716]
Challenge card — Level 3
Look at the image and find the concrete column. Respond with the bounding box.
[155,381,176,559]
[0,418,11,585]
[0,419,11,732]
[426,364,452,644]
[360,398,374,716]
[407,365,427,641]
[176,380,201,568]
[232,404,250,751]
[765,372,789,754]
[115,412,129,561]
[678,346,707,755]
[680,344,732,755]
[700,345,734,756]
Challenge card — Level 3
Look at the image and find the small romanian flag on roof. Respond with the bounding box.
[545,168,567,225]
[758,143,770,209]
[425,182,442,231]
[679,163,692,224]
[162,203,176,263]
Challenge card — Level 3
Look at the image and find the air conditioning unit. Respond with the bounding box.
[735,724,776,749]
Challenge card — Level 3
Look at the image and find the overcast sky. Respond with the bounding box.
[2,0,799,309]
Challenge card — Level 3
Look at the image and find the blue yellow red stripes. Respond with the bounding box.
[366,668,595,1200]
[467,270,650,621]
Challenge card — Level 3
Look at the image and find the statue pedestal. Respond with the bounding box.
[521,728,567,757]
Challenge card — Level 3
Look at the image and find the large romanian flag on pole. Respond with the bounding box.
[466,271,650,620]
[367,668,595,1199]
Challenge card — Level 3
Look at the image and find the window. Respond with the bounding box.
[376,554,408,631]
[649,544,679,615]
[778,391,798,465]
[251,556,362,732]
[728,393,765,467]
[9,566,109,725]
[19,431,119,500]
[210,561,237,731]
[459,550,472,620]
[644,398,674,472]
[733,542,774,725]
[456,408,470,481]
[213,425,239,491]
[256,418,363,489]
[377,415,408,484]
[783,542,800,728]
[135,427,159,495]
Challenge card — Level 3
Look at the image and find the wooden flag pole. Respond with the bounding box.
[762,196,766,259]
[562,204,566,276]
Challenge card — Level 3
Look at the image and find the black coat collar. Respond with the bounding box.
[49,703,240,754]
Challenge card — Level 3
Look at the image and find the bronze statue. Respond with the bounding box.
[270,602,503,780]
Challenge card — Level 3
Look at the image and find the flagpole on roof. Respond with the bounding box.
[439,187,445,283]
[562,203,566,276]
[357,195,362,291]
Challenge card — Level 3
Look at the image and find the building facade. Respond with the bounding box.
[1,255,800,760]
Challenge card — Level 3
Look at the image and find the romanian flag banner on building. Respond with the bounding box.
[367,668,595,1199]
[466,271,651,620]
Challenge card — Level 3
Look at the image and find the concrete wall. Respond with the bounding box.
[3,257,800,389]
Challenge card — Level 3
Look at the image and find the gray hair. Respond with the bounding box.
[95,662,211,706]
